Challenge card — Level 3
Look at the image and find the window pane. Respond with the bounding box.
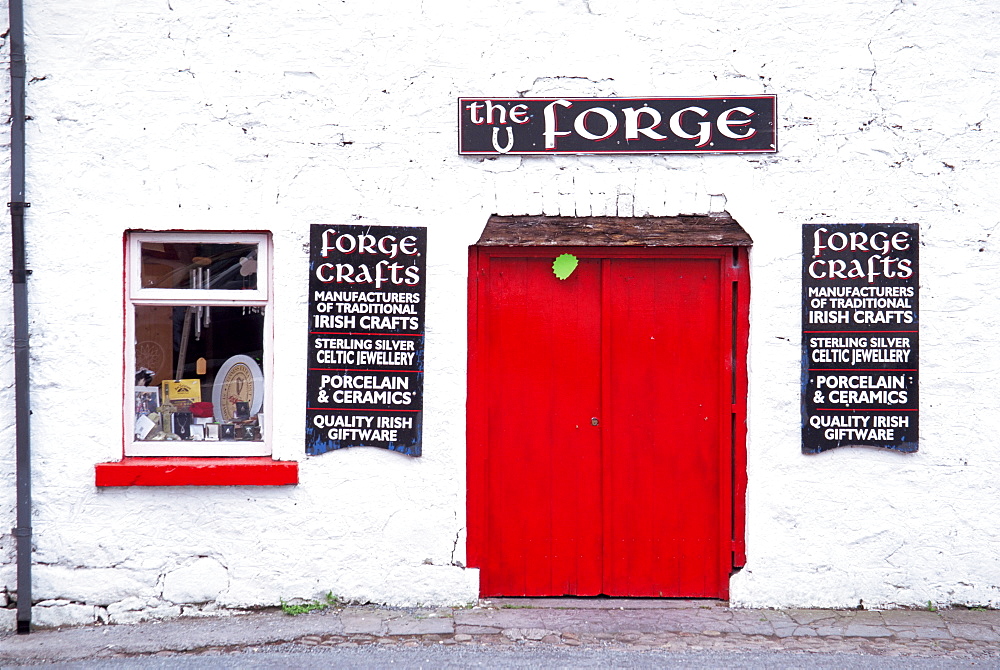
[140,242,259,291]
[133,305,265,442]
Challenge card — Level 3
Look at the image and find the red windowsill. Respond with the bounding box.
[95,457,299,487]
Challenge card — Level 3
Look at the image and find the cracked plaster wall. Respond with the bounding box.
[1,0,999,626]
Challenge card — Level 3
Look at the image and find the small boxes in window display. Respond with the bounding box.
[234,401,251,421]
[171,411,194,440]
[191,401,214,419]
[134,412,159,440]
[134,386,160,416]
[133,392,263,442]
[161,379,202,406]
[133,387,161,439]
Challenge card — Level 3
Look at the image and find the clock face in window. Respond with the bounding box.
[212,355,264,422]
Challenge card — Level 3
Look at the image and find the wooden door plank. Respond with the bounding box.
[732,248,750,568]
[466,247,487,570]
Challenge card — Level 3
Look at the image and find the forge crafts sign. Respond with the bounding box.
[305,224,426,457]
[802,224,919,454]
[458,96,776,155]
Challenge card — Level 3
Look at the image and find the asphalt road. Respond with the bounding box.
[12,645,997,669]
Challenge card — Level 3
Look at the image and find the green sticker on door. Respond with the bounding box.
[552,253,579,280]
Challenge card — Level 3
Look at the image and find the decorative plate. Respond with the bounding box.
[212,355,264,422]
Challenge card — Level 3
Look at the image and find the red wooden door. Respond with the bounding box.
[468,247,747,598]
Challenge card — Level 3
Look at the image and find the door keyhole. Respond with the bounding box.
[591,417,599,426]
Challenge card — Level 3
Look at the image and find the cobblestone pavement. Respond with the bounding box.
[2,599,999,664]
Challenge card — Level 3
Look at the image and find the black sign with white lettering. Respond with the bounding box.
[305,224,426,457]
[458,96,776,155]
[802,223,919,454]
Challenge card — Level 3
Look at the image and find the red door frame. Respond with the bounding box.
[467,245,749,596]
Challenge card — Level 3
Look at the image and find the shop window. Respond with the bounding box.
[125,231,272,457]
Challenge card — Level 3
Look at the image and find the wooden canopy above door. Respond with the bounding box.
[476,214,753,248]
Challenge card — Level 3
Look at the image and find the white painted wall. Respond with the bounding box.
[1,0,998,627]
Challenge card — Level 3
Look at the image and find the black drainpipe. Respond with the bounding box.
[8,0,32,634]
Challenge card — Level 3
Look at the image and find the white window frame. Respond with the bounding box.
[124,231,273,457]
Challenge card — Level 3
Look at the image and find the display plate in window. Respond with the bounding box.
[212,355,264,423]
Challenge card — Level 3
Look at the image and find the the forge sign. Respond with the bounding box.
[458,96,776,155]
